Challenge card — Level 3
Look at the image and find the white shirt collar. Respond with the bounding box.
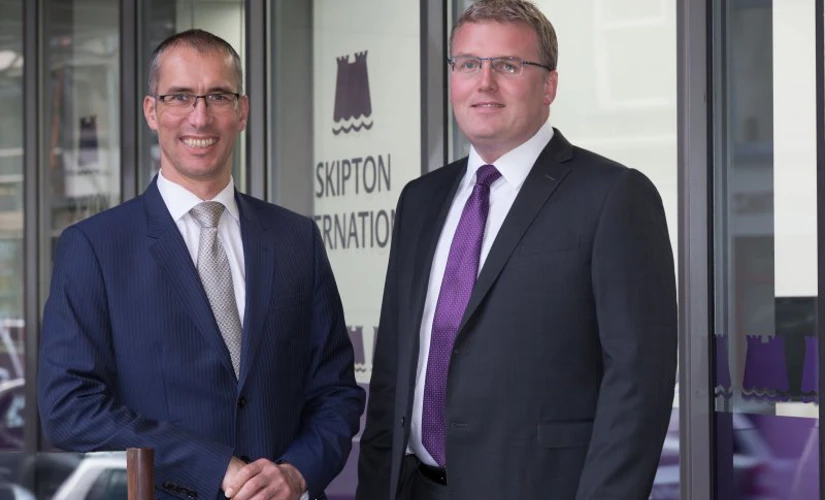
[465,120,555,190]
[156,169,240,223]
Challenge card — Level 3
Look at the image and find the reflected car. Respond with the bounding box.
[0,482,34,500]
[0,378,24,451]
[650,411,795,500]
[52,453,127,500]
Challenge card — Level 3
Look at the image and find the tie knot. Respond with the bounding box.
[190,201,225,229]
[476,164,501,188]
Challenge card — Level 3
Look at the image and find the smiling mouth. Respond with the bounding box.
[472,103,504,108]
[182,138,217,148]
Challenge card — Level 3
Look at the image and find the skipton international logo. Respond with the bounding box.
[332,51,373,135]
[348,325,373,375]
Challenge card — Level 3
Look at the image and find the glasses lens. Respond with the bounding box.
[453,56,481,73]
[162,94,194,106]
[491,58,522,75]
[207,94,236,107]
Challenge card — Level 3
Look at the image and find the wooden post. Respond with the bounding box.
[126,448,154,500]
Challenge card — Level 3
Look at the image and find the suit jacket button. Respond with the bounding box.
[237,396,247,408]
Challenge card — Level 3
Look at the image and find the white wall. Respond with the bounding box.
[538,0,678,265]
[773,0,817,298]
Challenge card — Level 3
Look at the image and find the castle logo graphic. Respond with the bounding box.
[348,325,373,375]
[332,51,373,135]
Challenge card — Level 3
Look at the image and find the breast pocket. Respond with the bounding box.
[515,232,580,258]
[506,232,584,282]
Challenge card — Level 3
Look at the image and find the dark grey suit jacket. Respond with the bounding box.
[357,129,677,499]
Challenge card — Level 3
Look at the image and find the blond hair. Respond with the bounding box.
[451,0,558,70]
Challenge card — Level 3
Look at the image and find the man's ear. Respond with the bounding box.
[237,94,249,132]
[543,70,558,106]
[143,95,158,131]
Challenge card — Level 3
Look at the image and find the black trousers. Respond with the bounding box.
[400,455,450,500]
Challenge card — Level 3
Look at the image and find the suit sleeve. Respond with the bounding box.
[575,169,677,500]
[38,226,234,500]
[275,221,366,498]
[356,185,406,500]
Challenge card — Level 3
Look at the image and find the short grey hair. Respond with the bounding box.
[148,29,243,95]
[451,0,558,71]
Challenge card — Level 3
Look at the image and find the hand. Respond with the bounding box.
[222,457,307,500]
[223,456,246,488]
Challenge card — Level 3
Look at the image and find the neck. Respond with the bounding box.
[474,144,511,165]
[160,168,231,201]
[474,120,548,165]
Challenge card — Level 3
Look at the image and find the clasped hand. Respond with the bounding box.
[222,456,307,500]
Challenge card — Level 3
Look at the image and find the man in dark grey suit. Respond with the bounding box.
[356,1,677,499]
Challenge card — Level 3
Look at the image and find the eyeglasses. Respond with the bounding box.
[155,93,241,110]
[447,56,552,76]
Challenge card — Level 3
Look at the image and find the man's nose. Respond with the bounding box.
[188,98,212,125]
[477,63,497,89]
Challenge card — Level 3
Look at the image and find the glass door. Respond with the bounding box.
[0,0,25,453]
[712,0,819,498]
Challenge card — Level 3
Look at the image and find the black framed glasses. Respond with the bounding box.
[155,92,241,109]
[447,56,552,76]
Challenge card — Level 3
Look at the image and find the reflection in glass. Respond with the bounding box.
[0,0,25,452]
[39,0,121,452]
[0,451,134,499]
[42,0,121,250]
[713,0,819,498]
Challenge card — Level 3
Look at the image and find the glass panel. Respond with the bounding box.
[0,452,82,498]
[138,0,246,192]
[40,0,120,452]
[41,0,121,275]
[0,0,25,453]
[269,2,423,497]
[713,0,819,498]
[0,451,126,499]
[448,1,680,497]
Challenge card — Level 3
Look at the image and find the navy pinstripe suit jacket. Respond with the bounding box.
[38,178,365,500]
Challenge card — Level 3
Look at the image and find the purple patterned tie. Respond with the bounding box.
[422,164,501,467]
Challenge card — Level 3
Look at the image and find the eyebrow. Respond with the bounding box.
[159,85,238,94]
[451,54,520,59]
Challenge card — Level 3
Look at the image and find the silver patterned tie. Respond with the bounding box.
[190,201,242,378]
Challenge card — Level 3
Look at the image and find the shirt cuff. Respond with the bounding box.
[299,492,310,500]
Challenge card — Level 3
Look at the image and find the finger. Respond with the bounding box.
[238,474,290,500]
[225,462,263,498]
[229,475,266,500]
[268,482,297,500]
[232,461,286,500]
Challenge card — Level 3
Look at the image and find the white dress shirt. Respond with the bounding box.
[408,121,555,466]
[156,169,246,325]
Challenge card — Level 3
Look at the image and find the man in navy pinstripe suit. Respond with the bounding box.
[38,29,365,500]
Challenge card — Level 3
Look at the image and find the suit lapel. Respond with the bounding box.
[235,194,273,387]
[144,179,236,377]
[458,129,575,334]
